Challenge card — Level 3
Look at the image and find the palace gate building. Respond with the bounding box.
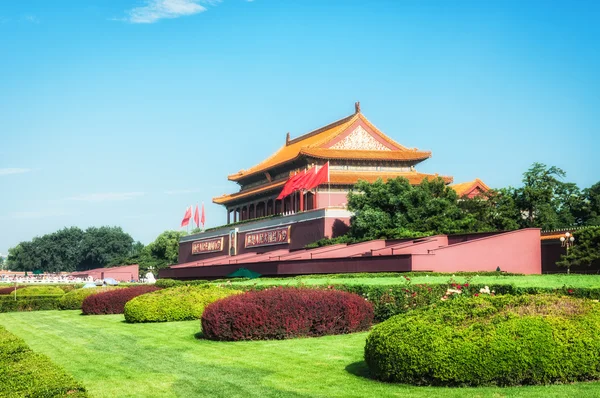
[159,103,541,280]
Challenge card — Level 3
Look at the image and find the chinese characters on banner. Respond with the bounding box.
[245,226,291,248]
[191,237,224,255]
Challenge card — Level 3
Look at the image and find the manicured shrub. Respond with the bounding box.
[59,287,120,310]
[155,279,209,288]
[0,326,88,397]
[364,294,600,386]
[16,286,65,296]
[124,285,241,323]
[0,285,26,295]
[0,296,63,313]
[81,286,160,315]
[202,287,374,341]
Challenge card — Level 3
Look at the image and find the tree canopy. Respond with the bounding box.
[6,226,135,272]
[557,226,600,268]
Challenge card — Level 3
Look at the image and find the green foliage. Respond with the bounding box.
[347,177,498,240]
[59,287,119,310]
[140,230,186,274]
[16,286,65,296]
[558,226,600,268]
[583,182,600,226]
[0,296,63,313]
[0,326,87,397]
[6,226,136,272]
[78,226,134,270]
[155,278,209,288]
[124,285,241,323]
[365,295,600,386]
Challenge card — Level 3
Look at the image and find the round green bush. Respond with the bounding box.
[59,287,119,310]
[124,285,240,323]
[365,295,600,386]
[16,286,65,296]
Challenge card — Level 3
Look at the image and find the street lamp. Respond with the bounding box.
[560,232,576,274]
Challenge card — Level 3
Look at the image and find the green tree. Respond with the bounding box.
[557,226,600,270]
[583,182,600,226]
[142,230,186,274]
[459,188,520,232]
[347,177,480,240]
[514,163,566,229]
[78,226,134,270]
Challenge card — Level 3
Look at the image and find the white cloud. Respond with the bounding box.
[22,15,39,24]
[123,0,220,24]
[164,188,201,195]
[0,168,31,176]
[66,192,145,202]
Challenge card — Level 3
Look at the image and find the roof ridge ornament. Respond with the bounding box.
[355,101,361,114]
[286,132,291,146]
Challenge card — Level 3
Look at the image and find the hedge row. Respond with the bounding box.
[233,282,600,322]
[365,294,600,386]
[202,287,374,341]
[124,285,240,323]
[82,286,161,315]
[0,285,26,295]
[15,286,66,296]
[0,326,88,397]
[154,279,210,288]
[59,287,121,310]
[0,296,63,313]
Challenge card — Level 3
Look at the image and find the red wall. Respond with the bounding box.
[412,229,541,274]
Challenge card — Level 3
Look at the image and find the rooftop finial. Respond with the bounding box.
[355,101,361,114]
[286,132,291,145]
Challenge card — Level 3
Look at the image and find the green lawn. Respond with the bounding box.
[2,311,600,397]
[228,274,600,289]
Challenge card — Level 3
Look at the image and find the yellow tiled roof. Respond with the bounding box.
[227,112,429,182]
[212,179,287,205]
[450,178,490,197]
[213,171,453,205]
[331,171,453,185]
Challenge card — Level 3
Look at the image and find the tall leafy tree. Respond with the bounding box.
[459,188,520,232]
[142,230,186,274]
[347,177,480,239]
[583,182,600,226]
[78,227,134,270]
[514,163,566,229]
[557,226,600,269]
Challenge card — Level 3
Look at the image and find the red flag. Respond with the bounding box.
[276,171,304,200]
[180,206,192,227]
[200,203,206,227]
[305,162,329,190]
[292,167,317,191]
[193,205,200,227]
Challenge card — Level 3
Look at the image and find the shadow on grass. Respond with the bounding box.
[345,360,372,380]
[194,331,204,340]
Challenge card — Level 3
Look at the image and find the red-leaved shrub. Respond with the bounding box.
[201,287,374,341]
[81,286,160,315]
[0,286,26,295]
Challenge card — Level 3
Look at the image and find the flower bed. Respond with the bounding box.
[124,285,241,323]
[364,294,600,386]
[201,287,373,341]
[81,286,160,315]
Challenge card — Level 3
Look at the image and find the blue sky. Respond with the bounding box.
[1,0,599,256]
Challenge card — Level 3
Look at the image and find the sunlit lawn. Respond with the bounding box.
[2,310,600,397]
[228,274,600,289]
